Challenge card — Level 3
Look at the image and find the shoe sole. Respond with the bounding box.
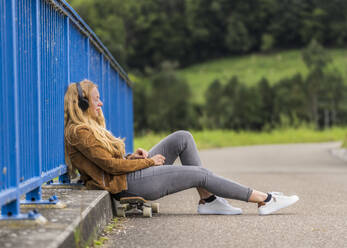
[198,210,243,215]
[259,195,299,215]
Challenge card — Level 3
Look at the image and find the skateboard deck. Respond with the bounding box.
[116,196,159,218]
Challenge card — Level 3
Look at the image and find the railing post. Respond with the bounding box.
[1,200,20,217]
[25,187,41,202]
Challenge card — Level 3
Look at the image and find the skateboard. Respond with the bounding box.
[116,196,159,218]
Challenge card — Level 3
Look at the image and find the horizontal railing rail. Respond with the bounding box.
[0,0,133,220]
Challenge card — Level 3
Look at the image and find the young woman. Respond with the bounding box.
[64,79,299,215]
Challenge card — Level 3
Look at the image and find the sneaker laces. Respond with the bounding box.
[218,197,231,206]
[268,192,284,203]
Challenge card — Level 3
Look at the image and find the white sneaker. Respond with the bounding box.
[198,196,242,215]
[258,192,299,215]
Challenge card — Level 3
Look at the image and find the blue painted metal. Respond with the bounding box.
[0,164,67,207]
[0,0,134,220]
[21,193,60,205]
[0,208,42,221]
[58,174,71,184]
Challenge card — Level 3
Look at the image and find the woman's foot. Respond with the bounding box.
[258,192,299,215]
[198,196,242,215]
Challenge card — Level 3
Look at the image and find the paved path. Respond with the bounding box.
[105,142,347,248]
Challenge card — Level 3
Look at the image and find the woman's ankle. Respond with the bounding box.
[248,190,268,203]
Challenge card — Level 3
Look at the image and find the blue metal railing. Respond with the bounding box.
[0,0,133,220]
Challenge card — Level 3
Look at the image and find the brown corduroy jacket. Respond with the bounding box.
[65,126,155,194]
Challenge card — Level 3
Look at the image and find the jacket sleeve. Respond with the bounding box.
[71,127,155,175]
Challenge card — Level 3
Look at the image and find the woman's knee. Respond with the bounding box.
[174,130,192,137]
[196,166,211,175]
[173,130,194,144]
[193,167,211,187]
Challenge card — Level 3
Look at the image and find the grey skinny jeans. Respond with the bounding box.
[119,130,253,202]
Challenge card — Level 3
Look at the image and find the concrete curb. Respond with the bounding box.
[50,191,113,248]
[0,188,116,248]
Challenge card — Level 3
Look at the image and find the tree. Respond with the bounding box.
[220,76,262,130]
[257,77,275,128]
[317,71,345,128]
[302,39,332,127]
[146,65,196,132]
[204,79,224,129]
[220,76,239,129]
[225,16,253,53]
[272,74,308,127]
[260,34,275,52]
[68,0,347,70]
[133,76,151,134]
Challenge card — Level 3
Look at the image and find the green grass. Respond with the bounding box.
[134,127,347,151]
[343,137,347,148]
[177,49,347,104]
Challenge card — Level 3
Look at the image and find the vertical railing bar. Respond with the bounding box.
[100,52,102,95]
[66,17,70,84]
[57,15,70,184]
[11,0,20,215]
[125,82,129,151]
[52,5,55,148]
[130,88,134,153]
[118,73,121,138]
[116,71,119,136]
[107,60,110,129]
[86,37,90,78]
[100,52,103,121]
[11,0,19,188]
[100,53,102,81]
[23,0,42,203]
[123,80,126,150]
[36,0,42,177]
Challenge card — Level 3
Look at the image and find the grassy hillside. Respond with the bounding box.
[177,49,347,104]
[132,49,347,148]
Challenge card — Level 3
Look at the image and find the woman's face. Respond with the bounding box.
[89,87,103,117]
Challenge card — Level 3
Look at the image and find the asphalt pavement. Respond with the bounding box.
[104,142,347,248]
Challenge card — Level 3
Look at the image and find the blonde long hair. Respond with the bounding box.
[64,79,125,177]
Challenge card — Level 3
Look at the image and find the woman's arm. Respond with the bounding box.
[71,127,155,175]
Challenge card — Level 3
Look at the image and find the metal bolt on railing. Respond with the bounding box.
[46,180,54,185]
[27,209,39,219]
[49,195,58,202]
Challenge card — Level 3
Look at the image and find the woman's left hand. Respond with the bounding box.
[127,148,149,159]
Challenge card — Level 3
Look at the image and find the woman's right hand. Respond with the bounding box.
[151,154,165,166]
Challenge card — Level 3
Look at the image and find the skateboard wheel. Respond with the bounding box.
[116,208,126,217]
[143,207,152,218]
[151,203,160,213]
